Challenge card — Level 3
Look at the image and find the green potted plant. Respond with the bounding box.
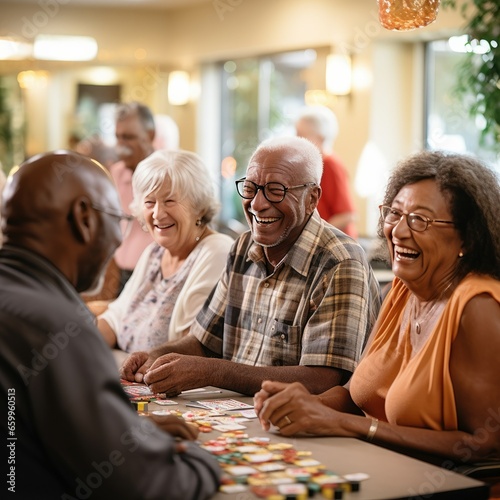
[442,0,500,150]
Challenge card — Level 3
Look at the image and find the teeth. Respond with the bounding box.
[395,245,418,255]
[394,245,419,256]
[254,216,279,224]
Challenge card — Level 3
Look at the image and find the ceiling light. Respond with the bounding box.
[34,35,98,61]
[0,38,32,60]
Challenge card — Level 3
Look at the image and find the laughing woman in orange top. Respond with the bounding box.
[254,150,500,466]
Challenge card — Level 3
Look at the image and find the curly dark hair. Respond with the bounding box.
[376,150,500,281]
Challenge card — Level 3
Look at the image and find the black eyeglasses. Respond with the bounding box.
[235,178,316,204]
[91,204,135,238]
[379,205,455,232]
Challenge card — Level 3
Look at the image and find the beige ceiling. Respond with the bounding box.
[0,0,211,8]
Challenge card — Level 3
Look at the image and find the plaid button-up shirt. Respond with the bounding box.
[191,212,381,373]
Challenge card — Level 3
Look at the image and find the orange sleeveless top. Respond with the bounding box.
[350,274,500,431]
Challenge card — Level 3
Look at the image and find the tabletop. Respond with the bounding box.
[142,387,490,500]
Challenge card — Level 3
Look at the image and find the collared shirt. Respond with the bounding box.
[191,211,381,373]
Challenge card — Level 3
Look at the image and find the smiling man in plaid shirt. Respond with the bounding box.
[121,136,381,396]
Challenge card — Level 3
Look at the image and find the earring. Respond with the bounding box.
[196,219,202,226]
[458,252,464,258]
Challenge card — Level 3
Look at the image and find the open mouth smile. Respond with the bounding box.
[394,245,420,261]
[253,215,280,225]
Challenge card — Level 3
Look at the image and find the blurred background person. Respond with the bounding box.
[110,102,157,294]
[295,105,358,239]
[153,114,180,151]
[97,149,233,359]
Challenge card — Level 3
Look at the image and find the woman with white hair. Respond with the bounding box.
[97,149,233,353]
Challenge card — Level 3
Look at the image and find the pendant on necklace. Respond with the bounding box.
[415,322,421,335]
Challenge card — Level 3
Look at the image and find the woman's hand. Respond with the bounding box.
[255,380,341,437]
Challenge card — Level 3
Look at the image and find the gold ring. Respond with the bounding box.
[283,415,292,426]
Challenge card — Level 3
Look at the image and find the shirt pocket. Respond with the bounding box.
[267,320,301,366]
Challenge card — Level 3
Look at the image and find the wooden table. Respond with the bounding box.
[147,388,489,500]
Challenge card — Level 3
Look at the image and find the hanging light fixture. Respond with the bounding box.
[377,0,441,31]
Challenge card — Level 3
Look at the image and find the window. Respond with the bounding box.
[425,38,498,171]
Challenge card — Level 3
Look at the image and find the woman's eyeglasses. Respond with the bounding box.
[379,205,454,232]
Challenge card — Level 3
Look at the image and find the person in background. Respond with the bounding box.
[110,102,157,293]
[97,149,233,354]
[0,151,220,499]
[295,105,358,238]
[121,136,381,397]
[254,151,500,468]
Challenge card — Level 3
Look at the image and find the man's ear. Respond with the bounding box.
[69,197,95,244]
[306,185,321,215]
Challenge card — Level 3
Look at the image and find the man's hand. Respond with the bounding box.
[143,353,210,396]
[120,351,154,383]
[147,414,199,441]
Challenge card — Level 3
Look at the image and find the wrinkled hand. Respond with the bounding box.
[120,351,154,383]
[143,353,208,397]
[255,380,338,437]
[148,414,199,441]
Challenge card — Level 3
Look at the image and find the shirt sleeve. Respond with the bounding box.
[299,257,373,373]
[169,234,234,340]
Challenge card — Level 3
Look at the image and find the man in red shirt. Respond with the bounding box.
[295,105,358,239]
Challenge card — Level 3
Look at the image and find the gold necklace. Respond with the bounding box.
[412,281,454,335]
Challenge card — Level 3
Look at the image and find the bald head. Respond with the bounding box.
[2,151,122,292]
[248,136,323,184]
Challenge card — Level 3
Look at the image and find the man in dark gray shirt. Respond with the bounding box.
[0,151,220,499]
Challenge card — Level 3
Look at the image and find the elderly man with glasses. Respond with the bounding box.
[121,136,381,397]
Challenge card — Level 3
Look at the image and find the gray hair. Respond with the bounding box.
[130,149,220,226]
[115,102,155,133]
[249,136,323,184]
[377,150,500,280]
[296,105,339,152]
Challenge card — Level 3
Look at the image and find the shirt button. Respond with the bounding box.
[280,334,286,341]
[257,318,262,324]
[264,282,270,288]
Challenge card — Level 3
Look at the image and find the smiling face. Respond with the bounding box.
[384,178,464,299]
[243,146,319,265]
[142,179,201,257]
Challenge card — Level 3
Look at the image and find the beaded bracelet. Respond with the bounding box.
[366,418,379,442]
